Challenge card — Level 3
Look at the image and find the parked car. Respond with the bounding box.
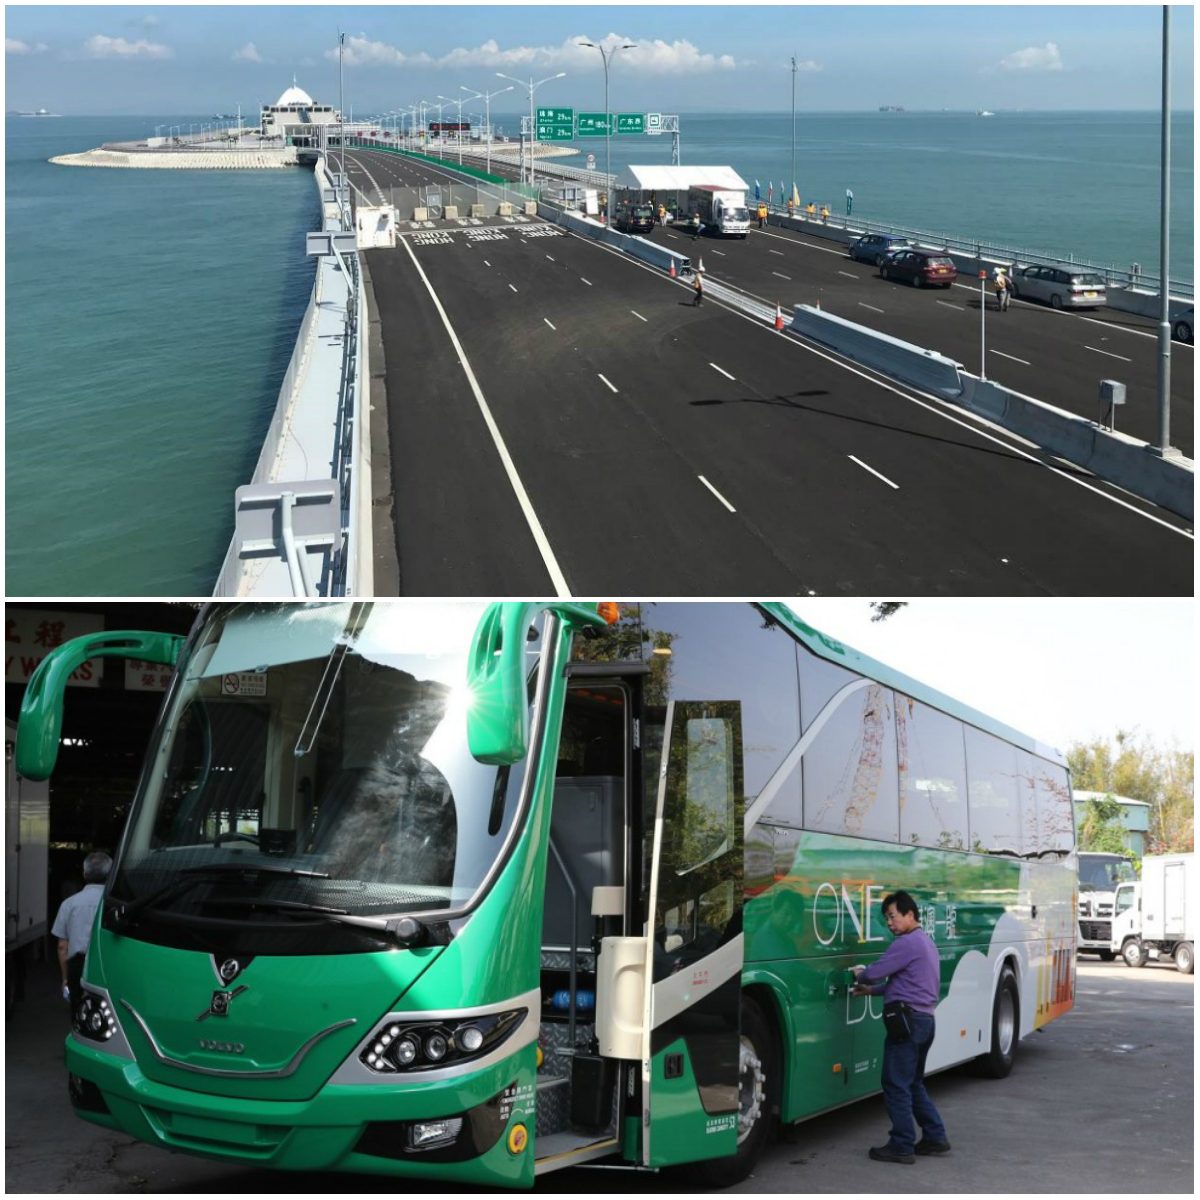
[1172,305,1193,344]
[880,249,958,288]
[1009,265,1106,309]
[848,233,914,266]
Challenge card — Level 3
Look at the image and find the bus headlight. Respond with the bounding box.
[358,1009,525,1074]
[73,991,118,1043]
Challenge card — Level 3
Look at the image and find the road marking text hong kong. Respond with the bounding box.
[408,227,566,247]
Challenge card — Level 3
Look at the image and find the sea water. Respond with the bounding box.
[3,111,1193,595]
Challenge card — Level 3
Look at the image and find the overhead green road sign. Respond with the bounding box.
[535,106,573,141]
[616,113,645,135]
[577,111,615,137]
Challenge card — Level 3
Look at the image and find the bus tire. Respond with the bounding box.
[1121,938,1147,969]
[973,967,1019,1079]
[1174,942,1193,975]
[684,994,778,1188]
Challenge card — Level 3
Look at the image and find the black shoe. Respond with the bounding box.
[915,1139,952,1155]
[869,1145,916,1164]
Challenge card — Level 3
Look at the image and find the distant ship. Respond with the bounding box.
[18,108,60,117]
[878,105,906,113]
[977,109,996,118]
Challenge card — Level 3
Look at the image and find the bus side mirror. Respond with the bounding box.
[16,631,185,780]
[467,602,611,765]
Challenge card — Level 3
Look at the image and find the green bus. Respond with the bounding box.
[17,601,1076,1188]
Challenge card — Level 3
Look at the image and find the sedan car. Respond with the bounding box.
[1010,265,1107,309]
[848,233,915,266]
[1172,305,1193,344]
[880,249,958,288]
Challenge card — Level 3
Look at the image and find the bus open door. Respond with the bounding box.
[639,698,745,1169]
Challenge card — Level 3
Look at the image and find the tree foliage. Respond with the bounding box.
[1077,794,1134,856]
[1067,731,1194,854]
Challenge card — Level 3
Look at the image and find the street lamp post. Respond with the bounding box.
[790,53,797,213]
[461,84,513,175]
[580,40,637,221]
[496,71,566,186]
[438,94,469,163]
[430,99,447,156]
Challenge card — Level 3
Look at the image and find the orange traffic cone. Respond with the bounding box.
[774,303,784,331]
[669,260,677,279]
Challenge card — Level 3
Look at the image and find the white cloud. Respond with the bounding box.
[326,33,736,74]
[233,42,263,64]
[84,34,172,60]
[6,38,48,55]
[999,42,1064,72]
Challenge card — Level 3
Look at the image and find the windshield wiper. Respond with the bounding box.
[110,863,330,924]
[198,896,429,946]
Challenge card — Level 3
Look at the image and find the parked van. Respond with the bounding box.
[1010,266,1107,309]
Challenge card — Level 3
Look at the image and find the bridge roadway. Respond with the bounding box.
[350,145,1194,457]
[345,149,1193,597]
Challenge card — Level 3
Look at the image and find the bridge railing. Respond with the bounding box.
[765,203,1193,301]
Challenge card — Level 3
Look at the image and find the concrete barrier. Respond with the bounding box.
[958,376,1193,520]
[788,304,964,397]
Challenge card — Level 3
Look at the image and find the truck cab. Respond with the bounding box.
[1076,851,1136,960]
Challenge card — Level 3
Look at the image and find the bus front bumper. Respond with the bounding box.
[66,1036,537,1187]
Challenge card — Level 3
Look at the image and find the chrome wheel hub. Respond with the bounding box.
[737,1034,766,1144]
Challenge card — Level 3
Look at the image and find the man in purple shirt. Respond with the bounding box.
[851,890,950,1164]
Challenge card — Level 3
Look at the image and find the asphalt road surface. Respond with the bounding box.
[344,149,1193,598]
[6,958,1191,1193]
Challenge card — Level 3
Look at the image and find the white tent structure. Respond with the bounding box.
[613,165,748,192]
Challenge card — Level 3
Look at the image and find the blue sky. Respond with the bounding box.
[4,4,1194,116]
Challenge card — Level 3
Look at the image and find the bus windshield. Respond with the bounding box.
[1078,855,1136,891]
[111,602,540,940]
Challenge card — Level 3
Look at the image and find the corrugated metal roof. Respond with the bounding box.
[614,164,748,191]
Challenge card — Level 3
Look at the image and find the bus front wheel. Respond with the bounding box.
[688,994,778,1187]
[973,968,1019,1079]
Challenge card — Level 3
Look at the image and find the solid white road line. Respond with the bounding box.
[711,249,727,256]
[849,455,900,489]
[581,277,593,286]
[991,349,1031,365]
[858,302,885,314]
[936,300,960,310]
[769,249,785,256]
[631,310,648,322]
[698,475,737,512]
[398,236,570,596]
[772,271,791,280]
[544,318,557,330]
[545,254,556,262]
[1085,345,1133,362]
[709,363,736,381]
[598,374,619,393]
[838,270,859,279]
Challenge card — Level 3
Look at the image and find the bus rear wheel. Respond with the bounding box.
[972,967,1019,1079]
[687,994,778,1188]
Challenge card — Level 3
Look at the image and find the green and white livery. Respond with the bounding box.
[17,601,1076,1187]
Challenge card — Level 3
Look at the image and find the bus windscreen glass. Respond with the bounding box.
[111,603,538,943]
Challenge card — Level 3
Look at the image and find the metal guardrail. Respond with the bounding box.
[765,203,1193,300]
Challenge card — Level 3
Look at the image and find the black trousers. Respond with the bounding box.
[67,953,86,1014]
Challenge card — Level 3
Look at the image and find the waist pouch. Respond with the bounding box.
[882,1000,914,1041]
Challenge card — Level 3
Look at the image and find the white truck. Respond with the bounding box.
[1076,850,1137,959]
[6,719,50,1012]
[686,185,751,238]
[1110,853,1195,974]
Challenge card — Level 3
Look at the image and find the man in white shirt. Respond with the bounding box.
[51,852,111,1012]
